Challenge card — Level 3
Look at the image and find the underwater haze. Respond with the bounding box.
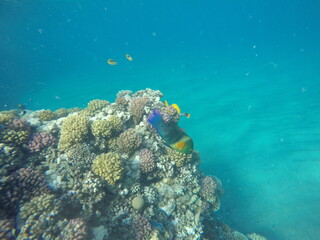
[1,0,320,239]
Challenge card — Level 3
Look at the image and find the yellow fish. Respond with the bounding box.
[125,54,133,61]
[162,101,191,118]
[107,59,118,65]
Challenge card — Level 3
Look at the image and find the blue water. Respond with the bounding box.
[1,0,320,239]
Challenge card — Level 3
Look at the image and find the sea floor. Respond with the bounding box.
[18,58,320,240]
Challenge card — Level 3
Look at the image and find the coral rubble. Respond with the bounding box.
[0,88,266,240]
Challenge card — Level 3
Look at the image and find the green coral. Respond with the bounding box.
[166,146,192,167]
[107,115,122,132]
[39,109,57,121]
[91,152,124,185]
[91,120,112,139]
[87,99,109,114]
[117,128,142,155]
[18,193,62,240]
[58,114,89,152]
[54,108,69,118]
[1,129,29,145]
[0,111,17,125]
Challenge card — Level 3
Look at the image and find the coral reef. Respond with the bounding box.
[133,214,152,240]
[58,114,89,152]
[0,167,50,214]
[0,218,15,239]
[0,88,266,240]
[139,148,156,173]
[91,152,124,185]
[117,128,142,155]
[39,109,57,121]
[87,99,109,114]
[129,96,149,124]
[60,218,88,240]
[28,132,55,152]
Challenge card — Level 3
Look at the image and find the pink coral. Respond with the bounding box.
[132,214,152,240]
[9,119,30,130]
[0,167,50,213]
[61,218,88,240]
[28,132,55,153]
[139,149,155,173]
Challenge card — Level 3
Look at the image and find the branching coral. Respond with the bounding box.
[161,105,180,124]
[60,218,88,240]
[139,148,155,173]
[87,99,109,114]
[28,132,55,153]
[200,176,222,211]
[91,120,112,139]
[58,114,89,152]
[39,109,57,121]
[117,128,142,155]
[132,214,152,240]
[129,97,149,124]
[166,146,192,167]
[0,219,15,239]
[0,167,50,213]
[91,152,124,185]
[18,193,62,239]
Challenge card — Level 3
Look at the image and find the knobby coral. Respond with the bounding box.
[91,152,124,185]
[117,128,142,155]
[58,114,89,152]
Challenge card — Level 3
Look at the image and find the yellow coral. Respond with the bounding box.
[91,152,123,185]
[58,114,89,152]
[166,146,192,167]
[20,194,57,220]
[54,108,69,118]
[38,109,57,121]
[2,129,29,145]
[0,111,17,125]
[87,99,109,114]
[91,120,112,139]
[107,115,122,132]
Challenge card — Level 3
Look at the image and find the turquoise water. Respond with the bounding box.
[1,0,320,239]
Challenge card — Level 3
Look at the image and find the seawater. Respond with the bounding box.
[1,0,320,239]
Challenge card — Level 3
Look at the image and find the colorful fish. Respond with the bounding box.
[147,109,193,154]
[125,54,133,61]
[107,59,118,65]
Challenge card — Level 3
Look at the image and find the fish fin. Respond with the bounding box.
[163,100,169,107]
[147,109,164,128]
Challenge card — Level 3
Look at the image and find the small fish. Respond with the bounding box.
[17,104,26,110]
[180,112,191,118]
[147,109,193,154]
[162,101,191,118]
[107,59,118,65]
[125,54,133,61]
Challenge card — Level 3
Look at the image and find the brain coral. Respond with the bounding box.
[91,152,124,185]
[58,114,89,152]
[117,128,142,155]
